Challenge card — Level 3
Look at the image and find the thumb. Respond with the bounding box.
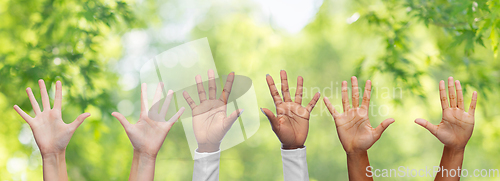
[414,118,438,136]
[167,107,185,123]
[70,113,91,131]
[374,118,395,139]
[112,112,130,130]
[261,108,279,129]
[224,109,244,128]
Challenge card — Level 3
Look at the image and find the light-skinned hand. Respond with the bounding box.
[182,70,243,153]
[14,80,90,157]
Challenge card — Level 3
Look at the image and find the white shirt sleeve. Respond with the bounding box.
[192,149,221,181]
[281,147,309,181]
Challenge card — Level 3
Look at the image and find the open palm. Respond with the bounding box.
[183,70,243,152]
[14,80,90,156]
[112,83,184,156]
[415,77,477,150]
[324,76,394,153]
[261,70,320,149]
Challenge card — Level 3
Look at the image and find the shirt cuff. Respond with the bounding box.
[281,146,307,158]
[194,149,221,160]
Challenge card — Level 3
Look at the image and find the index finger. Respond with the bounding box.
[361,80,372,108]
[220,72,235,104]
[439,80,449,110]
[266,74,283,105]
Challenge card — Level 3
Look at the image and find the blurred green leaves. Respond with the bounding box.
[1,0,500,180]
[0,0,139,180]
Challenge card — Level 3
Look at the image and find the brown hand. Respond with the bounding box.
[323,76,394,154]
[261,70,320,149]
[415,77,477,150]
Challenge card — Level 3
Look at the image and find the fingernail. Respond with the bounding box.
[238,109,244,117]
[260,108,265,114]
[266,74,270,77]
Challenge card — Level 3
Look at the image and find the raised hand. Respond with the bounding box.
[182,70,243,152]
[112,82,184,181]
[415,77,477,150]
[415,77,477,181]
[113,82,184,157]
[261,70,320,149]
[323,76,394,181]
[13,80,90,181]
[323,76,394,154]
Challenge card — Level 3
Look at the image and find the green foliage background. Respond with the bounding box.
[0,0,499,180]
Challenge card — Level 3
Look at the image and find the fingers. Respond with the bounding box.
[361,80,372,108]
[261,108,278,129]
[151,82,164,114]
[351,76,359,108]
[374,118,395,139]
[455,80,464,110]
[13,105,33,124]
[323,97,340,120]
[306,92,320,113]
[183,91,196,109]
[38,79,51,111]
[112,112,130,129]
[439,80,449,110]
[167,107,185,123]
[414,118,438,136]
[468,91,477,115]
[53,81,62,110]
[195,75,207,102]
[224,109,244,128]
[220,72,235,104]
[295,76,304,104]
[266,74,283,105]
[160,90,174,118]
[208,69,217,100]
[26,87,41,115]
[280,70,292,102]
[140,83,149,116]
[70,113,91,131]
[341,81,350,112]
[448,77,457,108]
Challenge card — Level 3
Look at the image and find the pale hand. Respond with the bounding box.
[415,77,477,150]
[261,70,320,149]
[112,83,185,157]
[324,76,394,154]
[183,70,243,152]
[14,80,90,157]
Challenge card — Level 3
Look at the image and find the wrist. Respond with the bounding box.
[443,146,465,156]
[133,150,158,161]
[197,143,220,153]
[41,150,66,160]
[346,150,368,157]
[344,149,368,156]
[281,144,305,150]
